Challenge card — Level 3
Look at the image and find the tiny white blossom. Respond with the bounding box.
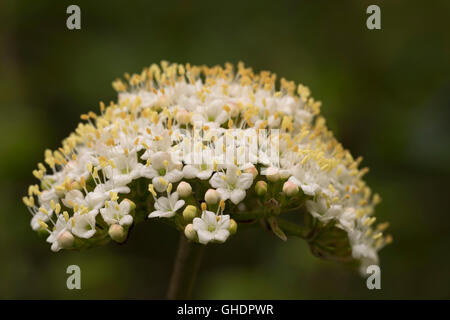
[142,151,183,192]
[62,189,107,211]
[72,210,98,239]
[149,189,185,219]
[209,165,253,204]
[46,215,73,252]
[306,198,342,223]
[193,210,231,244]
[100,199,133,226]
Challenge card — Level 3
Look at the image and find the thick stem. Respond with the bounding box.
[167,233,205,299]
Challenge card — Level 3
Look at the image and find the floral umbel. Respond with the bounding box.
[24,61,391,273]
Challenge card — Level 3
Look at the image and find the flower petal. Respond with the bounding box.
[182,165,199,179]
[197,170,213,180]
[237,173,253,190]
[230,189,246,204]
[119,215,133,226]
[209,173,227,189]
[165,170,183,183]
[214,229,230,243]
[148,210,163,218]
[216,188,231,201]
[193,217,207,231]
[172,199,185,212]
[202,210,218,226]
[197,230,214,244]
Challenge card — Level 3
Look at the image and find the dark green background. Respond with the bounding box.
[1,0,449,299]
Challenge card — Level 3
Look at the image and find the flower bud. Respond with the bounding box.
[175,109,190,125]
[243,165,258,178]
[122,198,136,211]
[229,219,237,235]
[255,181,268,196]
[174,161,183,171]
[184,224,196,241]
[205,189,220,205]
[58,231,74,249]
[108,224,126,243]
[177,181,192,198]
[283,181,299,196]
[183,205,198,222]
[265,167,280,182]
[229,103,240,117]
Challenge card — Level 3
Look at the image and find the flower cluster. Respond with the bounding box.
[24,61,391,272]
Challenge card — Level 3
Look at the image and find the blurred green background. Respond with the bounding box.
[1,0,449,299]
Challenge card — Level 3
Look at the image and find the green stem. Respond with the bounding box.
[276,217,310,239]
[167,233,205,299]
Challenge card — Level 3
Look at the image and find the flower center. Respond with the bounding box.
[158,168,166,176]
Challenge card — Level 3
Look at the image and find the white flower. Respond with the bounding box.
[64,148,97,182]
[148,191,185,219]
[306,198,342,223]
[140,126,173,155]
[182,149,215,180]
[38,189,59,207]
[62,189,107,211]
[348,228,379,272]
[72,210,98,239]
[182,163,214,180]
[31,210,52,231]
[104,150,145,185]
[193,210,231,244]
[337,207,357,230]
[209,165,253,204]
[288,163,325,196]
[46,215,73,252]
[142,151,183,192]
[100,200,133,226]
[94,180,130,196]
[191,99,229,126]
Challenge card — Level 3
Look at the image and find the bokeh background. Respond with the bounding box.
[1,0,449,299]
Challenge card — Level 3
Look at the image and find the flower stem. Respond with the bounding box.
[276,217,310,239]
[167,233,205,299]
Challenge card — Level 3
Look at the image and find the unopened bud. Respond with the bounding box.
[184,224,196,241]
[177,181,192,198]
[183,205,198,221]
[57,231,74,249]
[243,165,258,178]
[175,109,190,125]
[255,181,268,196]
[229,103,239,117]
[265,167,280,182]
[283,181,299,196]
[108,224,126,243]
[205,189,220,205]
[229,219,237,235]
